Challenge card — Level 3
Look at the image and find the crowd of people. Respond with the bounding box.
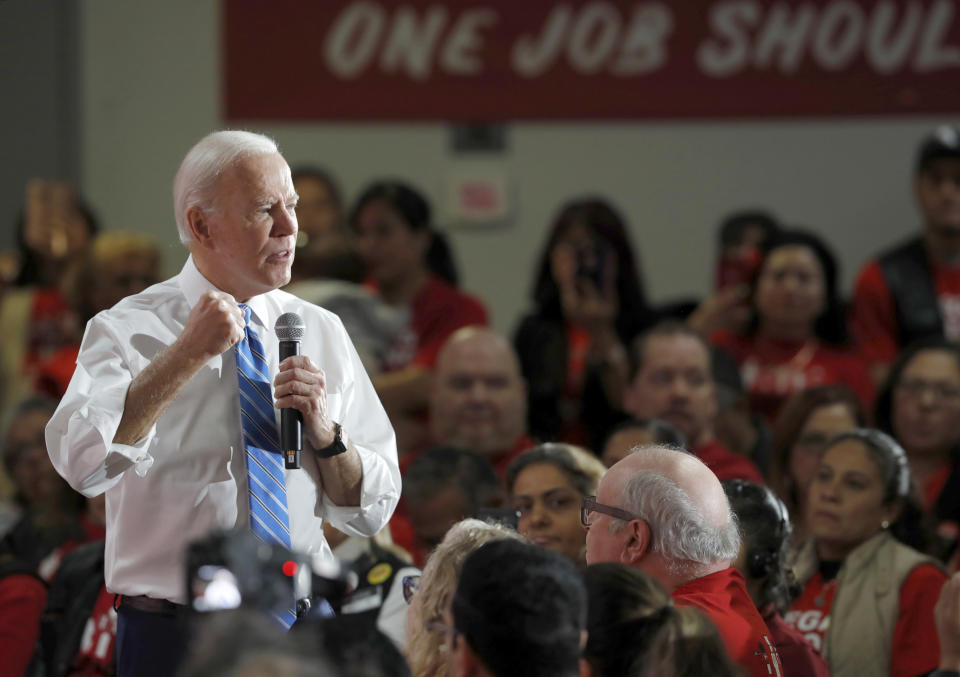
[2,124,960,675]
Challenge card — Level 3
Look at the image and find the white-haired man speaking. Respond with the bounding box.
[583,445,782,677]
[45,131,400,676]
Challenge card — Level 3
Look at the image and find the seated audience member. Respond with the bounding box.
[0,180,97,416]
[514,197,655,451]
[448,539,586,677]
[688,209,781,337]
[601,418,686,468]
[0,552,46,677]
[1,397,89,569]
[405,518,522,677]
[583,444,783,677]
[36,539,112,677]
[322,523,417,650]
[711,346,773,475]
[623,321,764,482]
[505,443,605,566]
[350,181,488,454]
[429,327,534,477]
[711,229,874,422]
[583,563,739,677]
[788,429,947,676]
[876,339,960,563]
[770,384,865,545]
[935,572,960,677]
[400,447,504,565]
[723,479,829,676]
[291,166,345,248]
[850,125,960,385]
[36,230,163,398]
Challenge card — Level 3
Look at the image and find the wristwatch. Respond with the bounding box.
[314,422,348,458]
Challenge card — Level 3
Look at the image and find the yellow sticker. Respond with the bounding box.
[367,563,392,586]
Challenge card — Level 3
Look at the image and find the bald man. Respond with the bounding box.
[428,327,534,477]
[583,445,783,677]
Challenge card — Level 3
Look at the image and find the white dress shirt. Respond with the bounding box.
[46,256,400,603]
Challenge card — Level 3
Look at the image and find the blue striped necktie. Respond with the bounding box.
[236,304,297,628]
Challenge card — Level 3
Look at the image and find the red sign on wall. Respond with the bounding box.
[223,0,960,121]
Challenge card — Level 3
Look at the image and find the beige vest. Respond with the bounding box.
[792,531,941,677]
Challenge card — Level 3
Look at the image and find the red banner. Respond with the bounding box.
[223,1,960,121]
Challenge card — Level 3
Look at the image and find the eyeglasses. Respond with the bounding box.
[896,378,960,403]
[401,575,420,604]
[425,617,460,650]
[580,496,641,527]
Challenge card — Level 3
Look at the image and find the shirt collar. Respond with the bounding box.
[178,254,272,332]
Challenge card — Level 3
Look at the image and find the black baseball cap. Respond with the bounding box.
[916,125,960,173]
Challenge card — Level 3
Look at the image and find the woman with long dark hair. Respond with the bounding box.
[350,181,488,454]
[514,197,654,450]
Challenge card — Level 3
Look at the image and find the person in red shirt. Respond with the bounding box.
[583,444,783,677]
[427,327,534,477]
[850,125,960,385]
[350,181,488,454]
[723,478,829,676]
[875,339,960,565]
[711,229,874,423]
[398,447,504,567]
[623,321,764,483]
[787,429,947,676]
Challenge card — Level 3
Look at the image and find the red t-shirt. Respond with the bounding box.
[672,568,784,677]
[785,564,946,676]
[68,584,116,676]
[0,574,47,677]
[851,258,960,366]
[695,439,765,484]
[381,276,488,371]
[762,606,829,677]
[711,331,874,422]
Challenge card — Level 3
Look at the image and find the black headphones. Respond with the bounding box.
[723,479,791,580]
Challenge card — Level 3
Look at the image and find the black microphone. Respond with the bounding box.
[275,312,305,469]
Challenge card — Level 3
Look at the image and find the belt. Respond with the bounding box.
[118,595,187,617]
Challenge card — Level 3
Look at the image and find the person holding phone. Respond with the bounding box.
[514,197,655,451]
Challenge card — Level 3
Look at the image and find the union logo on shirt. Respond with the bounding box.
[784,608,830,651]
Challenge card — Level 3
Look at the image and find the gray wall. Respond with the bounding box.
[0,0,80,248]
[25,2,958,332]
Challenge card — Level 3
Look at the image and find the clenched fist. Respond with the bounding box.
[177,291,245,361]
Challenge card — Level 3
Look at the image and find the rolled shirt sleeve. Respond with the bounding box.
[45,315,157,497]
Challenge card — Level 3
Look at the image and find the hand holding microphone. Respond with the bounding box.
[275,313,305,469]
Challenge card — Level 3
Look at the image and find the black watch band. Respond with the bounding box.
[314,422,347,458]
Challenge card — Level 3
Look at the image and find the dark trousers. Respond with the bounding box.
[116,604,190,677]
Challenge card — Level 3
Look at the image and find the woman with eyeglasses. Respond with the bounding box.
[404,518,522,677]
[787,429,947,677]
[769,384,866,546]
[505,443,606,566]
[876,339,960,564]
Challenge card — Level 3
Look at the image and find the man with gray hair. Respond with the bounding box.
[46,130,400,676]
[583,445,782,677]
